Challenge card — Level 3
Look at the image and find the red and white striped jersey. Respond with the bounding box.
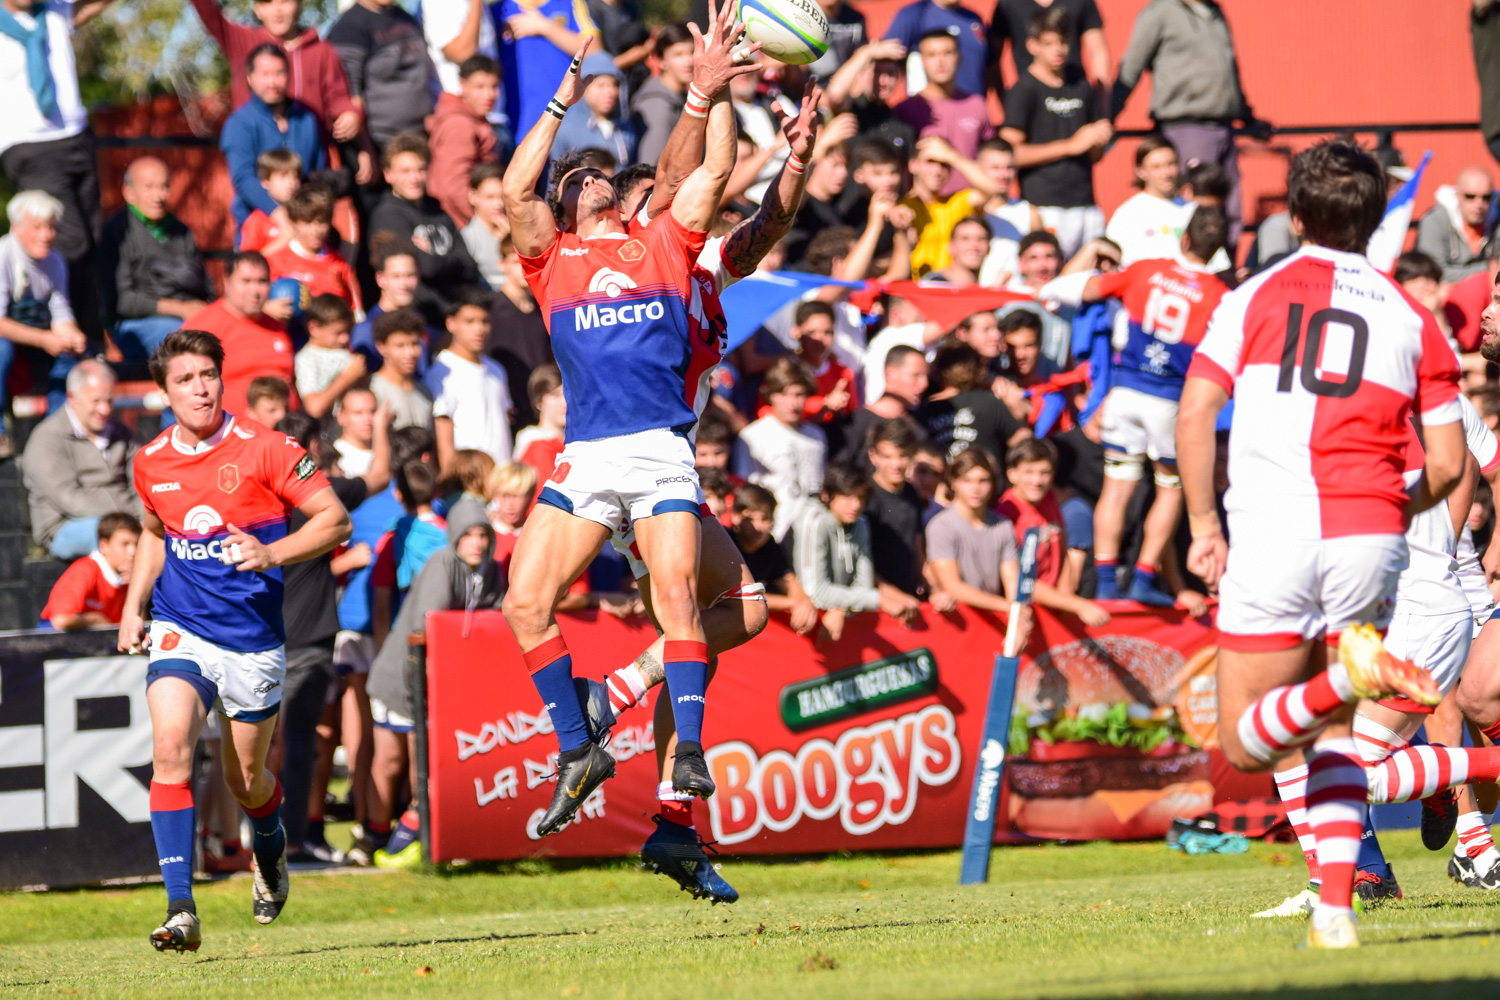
[1187,245,1462,540]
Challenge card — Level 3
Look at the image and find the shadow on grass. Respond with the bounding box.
[1140,984,1500,1000]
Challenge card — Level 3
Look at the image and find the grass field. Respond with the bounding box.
[4,830,1500,999]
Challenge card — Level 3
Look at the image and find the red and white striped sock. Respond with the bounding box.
[1352,714,1406,765]
[1306,737,1367,912]
[1273,763,1321,883]
[606,663,650,714]
[1366,744,1500,803]
[657,780,695,827]
[1457,811,1500,876]
[1236,664,1354,766]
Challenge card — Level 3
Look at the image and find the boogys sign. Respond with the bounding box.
[779,649,939,732]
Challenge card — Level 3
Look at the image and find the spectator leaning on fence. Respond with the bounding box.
[99,157,212,361]
[22,358,141,560]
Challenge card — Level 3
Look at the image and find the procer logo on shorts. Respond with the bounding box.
[656,475,694,486]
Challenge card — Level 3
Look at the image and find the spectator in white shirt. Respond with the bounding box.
[333,385,379,478]
[734,357,828,541]
[424,289,512,469]
[1105,135,1189,266]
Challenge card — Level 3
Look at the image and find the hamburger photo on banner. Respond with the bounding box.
[1007,635,1218,841]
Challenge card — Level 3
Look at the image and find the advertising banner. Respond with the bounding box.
[425,603,1247,861]
[0,629,156,889]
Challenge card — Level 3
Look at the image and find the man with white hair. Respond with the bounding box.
[0,188,87,455]
[21,356,140,559]
[1417,165,1498,283]
[99,156,211,360]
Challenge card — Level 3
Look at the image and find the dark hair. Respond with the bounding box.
[947,447,1000,500]
[1181,161,1231,202]
[867,416,918,456]
[932,340,985,393]
[373,306,426,344]
[979,136,1015,157]
[285,181,334,223]
[1006,436,1057,471]
[1394,250,1444,286]
[998,308,1044,338]
[276,411,320,451]
[228,249,270,278]
[697,416,732,447]
[247,376,291,407]
[256,147,302,181]
[527,363,563,410]
[612,162,656,212]
[1286,141,1387,253]
[733,482,777,514]
[370,231,419,272]
[445,287,492,318]
[1134,134,1178,170]
[149,329,224,388]
[655,22,693,56]
[390,425,435,471]
[246,41,288,74]
[1017,230,1061,258]
[1027,5,1071,39]
[469,162,504,190]
[794,300,835,326]
[698,465,733,499]
[821,463,872,501]
[382,131,431,169]
[1473,386,1500,420]
[884,343,925,371]
[459,54,501,79]
[396,458,439,509]
[950,216,991,243]
[763,356,816,398]
[918,26,960,48]
[306,292,353,328]
[98,510,142,541]
[548,147,614,223]
[803,226,859,276]
[850,138,901,172]
[1184,205,1228,262]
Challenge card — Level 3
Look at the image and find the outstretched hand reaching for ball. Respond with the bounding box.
[777,78,824,161]
[690,0,763,100]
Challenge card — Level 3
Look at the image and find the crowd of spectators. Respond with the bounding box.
[5,0,1499,867]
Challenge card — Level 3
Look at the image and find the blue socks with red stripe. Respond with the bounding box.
[150,780,196,911]
[663,640,710,746]
[244,777,285,868]
[1095,558,1120,599]
[524,636,590,752]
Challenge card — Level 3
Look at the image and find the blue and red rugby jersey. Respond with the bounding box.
[1093,258,1228,401]
[520,211,710,443]
[134,414,332,652]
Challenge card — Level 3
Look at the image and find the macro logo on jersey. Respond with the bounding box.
[1096,259,1227,401]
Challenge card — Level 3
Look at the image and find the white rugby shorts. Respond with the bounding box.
[539,428,705,532]
[1101,386,1180,465]
[146,620,286,721]
[334,629,377,676]
[1216,530,1407,651]
[1384,608,1472,700]
[370,696,414,733]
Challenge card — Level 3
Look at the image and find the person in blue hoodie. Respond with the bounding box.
[221,44,329,229]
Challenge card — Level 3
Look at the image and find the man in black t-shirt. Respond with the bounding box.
[916,339,1030,466]
[988,0,1108,87]
[730,485,818,634]
[862,417,927,598]
[998,7,1111,259]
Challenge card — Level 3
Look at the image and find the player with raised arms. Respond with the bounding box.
[499,4,761,837]
[1177,141,1466,949]
[576,79,829,903]
[119,328,352,951]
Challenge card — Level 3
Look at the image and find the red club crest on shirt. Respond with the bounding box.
[619,240,646,262]
[218,462,240,494]
[552,461,572,483]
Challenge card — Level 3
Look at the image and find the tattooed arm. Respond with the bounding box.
[721,81,824,277]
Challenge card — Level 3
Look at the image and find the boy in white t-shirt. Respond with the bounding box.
[1105,136,1190,267]
[424,289,512,469]
[333,386,379,477]
[733,357,828,542]
[295,294,366,418]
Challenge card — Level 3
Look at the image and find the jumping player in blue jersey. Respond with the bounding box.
[119,329,352,952]
[499,2,761,837]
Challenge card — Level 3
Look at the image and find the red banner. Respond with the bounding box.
[424,604,1256,861]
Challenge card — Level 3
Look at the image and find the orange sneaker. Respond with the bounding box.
[1339,623,1440,707]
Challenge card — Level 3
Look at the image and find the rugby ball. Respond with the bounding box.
[269,277,310,319]
[737,0,829,66]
